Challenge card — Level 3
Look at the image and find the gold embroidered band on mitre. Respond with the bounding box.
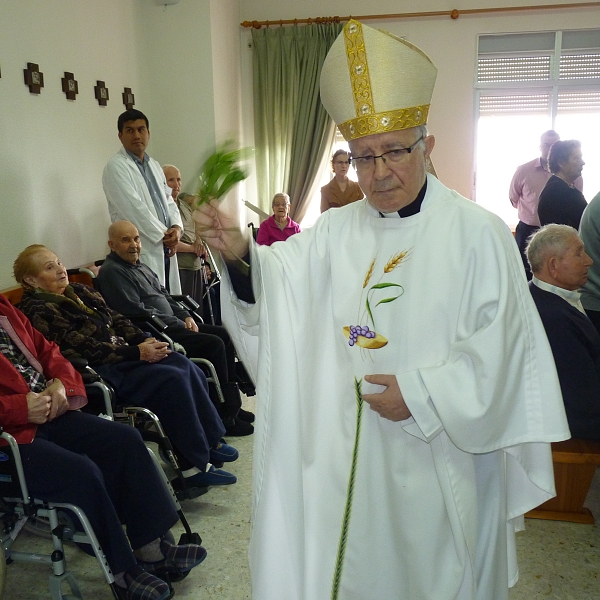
[338,104,430,141]
[344,20,375,123]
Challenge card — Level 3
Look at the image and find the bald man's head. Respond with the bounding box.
[162,165,181,200]
[108,220,142,264]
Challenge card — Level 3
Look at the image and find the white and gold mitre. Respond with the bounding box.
[320,20,438,141]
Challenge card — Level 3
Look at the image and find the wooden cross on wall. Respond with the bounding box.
[122,87,135,110]
[24,63,44,94]
[94,81,109,106]
[61,72,79,100]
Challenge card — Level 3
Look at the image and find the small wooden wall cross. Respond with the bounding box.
[61,72,79,100]
[122,87,135,110]
[94,81,109,106]
[24,63,44,94]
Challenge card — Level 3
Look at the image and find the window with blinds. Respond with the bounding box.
[474,29,600,227]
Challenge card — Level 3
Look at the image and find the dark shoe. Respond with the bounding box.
[117,565,171,600]
[235,361,256,396]
[184,465,237,486]
[170,477,209,500]
[238,381,256,397]
[223,416,254,436]
[138,538,207,579]
[210,441,238,463]
[237,408,255,423]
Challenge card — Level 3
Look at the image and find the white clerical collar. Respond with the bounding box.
[365,202,401,218]
[532,277,586,313]
[380,210,401,219]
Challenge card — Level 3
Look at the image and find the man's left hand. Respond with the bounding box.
[184,316,199,332]
[362,374,411,422]
[163,226,181,249]
[44,379,70,421]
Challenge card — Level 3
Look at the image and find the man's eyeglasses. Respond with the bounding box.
[351,136,424,171]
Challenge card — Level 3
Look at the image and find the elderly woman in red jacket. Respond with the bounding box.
[0,294,206,600]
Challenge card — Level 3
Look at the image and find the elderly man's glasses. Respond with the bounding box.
[351,136,424,171]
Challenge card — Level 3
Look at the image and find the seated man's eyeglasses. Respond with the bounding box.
[351,136,424,171]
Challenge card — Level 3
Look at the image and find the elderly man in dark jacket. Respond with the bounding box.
[527,224,600,441]
[97,220,254,436]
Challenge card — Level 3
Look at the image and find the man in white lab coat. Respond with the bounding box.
[103,109,183,293]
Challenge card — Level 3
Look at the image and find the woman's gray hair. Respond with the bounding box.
[272,192,290,206]
[548,140,580,174]
[526,223,579,274]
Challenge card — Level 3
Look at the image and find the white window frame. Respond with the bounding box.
[473,29,600,205]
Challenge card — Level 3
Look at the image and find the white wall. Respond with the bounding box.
[209,0,247,208]
[0,0,241,290]
[137,0,217,193]
[238,1,600,204]
[0,0,146,289]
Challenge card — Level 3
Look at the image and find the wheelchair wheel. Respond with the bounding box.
[24,511,75,539]
[24,511,95,557]
[23,513,57,539]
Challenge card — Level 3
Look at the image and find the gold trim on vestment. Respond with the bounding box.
[338,104,430,141]
[344,21,375,122]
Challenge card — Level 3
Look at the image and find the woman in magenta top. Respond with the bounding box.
[256,193,302,246]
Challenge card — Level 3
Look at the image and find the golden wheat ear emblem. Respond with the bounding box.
[343,326,388,349]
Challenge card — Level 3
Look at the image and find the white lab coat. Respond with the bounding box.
[102,146,183,293]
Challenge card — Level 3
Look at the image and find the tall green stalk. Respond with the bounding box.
[330,377,364,600]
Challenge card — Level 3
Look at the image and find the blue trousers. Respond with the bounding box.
[19,411,178,573]
[97,352,225,470]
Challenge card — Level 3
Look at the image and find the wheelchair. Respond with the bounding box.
[67,267,233,417]
[74,358,210,502]
[0,429,118,600]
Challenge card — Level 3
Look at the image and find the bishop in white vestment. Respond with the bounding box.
[195,20,570,600]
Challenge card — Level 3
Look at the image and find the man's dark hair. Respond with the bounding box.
[548,139,580,174]
[117,109,149,133]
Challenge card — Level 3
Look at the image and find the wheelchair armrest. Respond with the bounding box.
[171,296,204,324]
[126,315,176,350]
[68,357,89,370]
[67,358,104,384]
[128,314,169,331]
[171,294,200,311]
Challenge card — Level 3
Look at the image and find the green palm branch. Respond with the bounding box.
[194,141,251,208]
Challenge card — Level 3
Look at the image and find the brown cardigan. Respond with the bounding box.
[320,178,364,213]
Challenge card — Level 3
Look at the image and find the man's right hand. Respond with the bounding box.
[26,391,52,424]
[138,339,171,363]
[192,199,249,262]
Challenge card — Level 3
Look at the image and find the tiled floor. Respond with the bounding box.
[3,397,600,600]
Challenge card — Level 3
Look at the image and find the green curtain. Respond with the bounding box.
[252,23,342,222]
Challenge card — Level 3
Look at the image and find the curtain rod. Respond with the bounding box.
[241,2,600,28]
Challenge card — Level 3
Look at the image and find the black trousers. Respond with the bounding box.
[167,324,241,416]
[19,411,178,574]
[97,352,224,470]
[515,221,539,280]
